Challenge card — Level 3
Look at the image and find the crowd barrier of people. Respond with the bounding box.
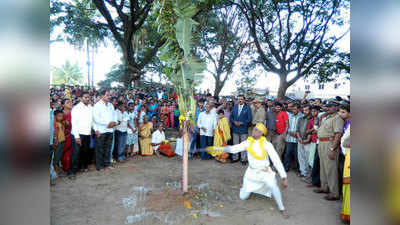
[49,85,350,223]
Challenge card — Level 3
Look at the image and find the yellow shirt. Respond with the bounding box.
[56,122,65,142]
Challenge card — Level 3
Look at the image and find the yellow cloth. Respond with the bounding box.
[340,148,350,222]
[255,123,267,135]
[139,122,153,155]
[246,136,267,160]
[386,146,400,222]
[65,89,71,99]
[208,117,231,157]
[56,122,65,142]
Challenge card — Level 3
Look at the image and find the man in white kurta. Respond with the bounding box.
[223,123,289,217]
[151,123,166,155]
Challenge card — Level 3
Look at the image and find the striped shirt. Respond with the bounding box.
[285,112,303,143]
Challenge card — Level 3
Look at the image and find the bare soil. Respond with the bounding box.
[51,131,343,225]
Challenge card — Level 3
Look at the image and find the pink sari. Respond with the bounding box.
[169,106,174,128]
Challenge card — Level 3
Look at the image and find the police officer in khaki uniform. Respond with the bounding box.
[248,97,266,135]
[313,100,344,201]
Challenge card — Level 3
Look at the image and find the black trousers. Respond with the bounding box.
[78,135,91,170]
[283,142,299,172]
[311,144,321,187]
[95,132,113,170]
[68,135,90,175]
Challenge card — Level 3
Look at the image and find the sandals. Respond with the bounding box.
[324,195,340,201]
[313,188,329,194]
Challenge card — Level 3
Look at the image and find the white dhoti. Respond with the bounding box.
[225,137,287,211]
[239,167,285,210]
[174,138,183,156]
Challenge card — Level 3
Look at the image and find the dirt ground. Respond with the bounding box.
[51,131,343,225]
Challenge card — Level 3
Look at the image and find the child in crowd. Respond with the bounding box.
[127,103,139,157]
[53,110,66,175]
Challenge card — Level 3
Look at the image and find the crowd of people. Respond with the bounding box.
[50,85,350,223]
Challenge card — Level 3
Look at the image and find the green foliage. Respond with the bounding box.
[194,4,249,96]
[52,60,84,85]
[235,0,350,97]
[97,63,125,88]
[155,0,209,121]
[235,75,257,94]
[50,0,108,48]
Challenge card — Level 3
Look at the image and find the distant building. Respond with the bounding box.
[286,74,350,99]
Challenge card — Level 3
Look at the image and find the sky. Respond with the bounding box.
[49,4,350,96]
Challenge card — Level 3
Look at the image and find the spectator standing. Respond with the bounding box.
[61,99,73,172]
[248,97,266,136]
[271,102,288,159]
[283,103,302,173]
[127,103,138,157]
[115,102,129,162]
[296,105,313,178]
[139,115,154,156]
[314,101,344,201]
[92,90,117,171]
[229,95,252,165]
[197,103,217,160]
[53,110,66,174]
[70,91,93,177]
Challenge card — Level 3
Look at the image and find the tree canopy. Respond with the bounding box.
[232,0,350,98]
[195,4,249,97]
[52,60,84,85]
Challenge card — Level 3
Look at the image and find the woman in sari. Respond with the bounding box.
[340,124,350,223]
[161,102,170,128]
[169,102,174,128]
[61,99,73,172]
[208,110,231,163]
[139,115,154,156]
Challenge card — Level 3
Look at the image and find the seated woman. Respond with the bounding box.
[152,122,175,157]
[207,109,231,163]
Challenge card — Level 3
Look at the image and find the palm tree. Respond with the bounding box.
[52,60,84,85]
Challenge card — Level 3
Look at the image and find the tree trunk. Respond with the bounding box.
[86,39,91,87]
[277,74,288,99]
[133,79,140,88]
[214,84,223,98]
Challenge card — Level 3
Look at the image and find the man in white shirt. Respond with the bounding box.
[93,90,118,171]
[197,103,217,160]
[157,89,164,101]
[109,97,118,163]
[151,122,166,156]
[115,102,130,162]
[69,91,93,177]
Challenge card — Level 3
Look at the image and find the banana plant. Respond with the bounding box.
[155,0,207,192]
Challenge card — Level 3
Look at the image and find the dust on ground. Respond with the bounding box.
[51,131,343,225]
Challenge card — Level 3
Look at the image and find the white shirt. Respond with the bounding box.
[197,111,217,137]
[152,129,165,151]
[210,107,218,119]
[138,111,146,124]
[238,104,244,115]
[71,102,93,138]
[111,107,118,131]
[92,100,116,134]
[115,110,129,132]
[127,111,137,134]
[157,91,163,100]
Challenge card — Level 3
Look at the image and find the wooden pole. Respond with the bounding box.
[182,122,189,193]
